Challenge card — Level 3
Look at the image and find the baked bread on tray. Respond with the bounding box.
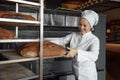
[0,27,15,39]
[17,41,66,58]
[0,11,36,21]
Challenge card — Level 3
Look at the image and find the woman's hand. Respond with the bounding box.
[64,47,78,58]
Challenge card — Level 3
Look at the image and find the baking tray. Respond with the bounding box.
[0,63,35,80]
[0,49,64,64]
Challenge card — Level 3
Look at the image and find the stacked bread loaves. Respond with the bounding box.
[17,41,66,58]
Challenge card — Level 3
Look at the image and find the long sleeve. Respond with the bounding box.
[50,33,73,46]
[77,37,100,62]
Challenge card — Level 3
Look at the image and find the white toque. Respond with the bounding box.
[81,10,99,29]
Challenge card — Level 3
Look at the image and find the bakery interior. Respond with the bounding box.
[0,0,120,80]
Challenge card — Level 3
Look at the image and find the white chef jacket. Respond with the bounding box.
[51,31,100,80]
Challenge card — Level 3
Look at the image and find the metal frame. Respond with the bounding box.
[39,0,44,80]
[0,0,44,80]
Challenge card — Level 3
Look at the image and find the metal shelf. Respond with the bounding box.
[82,0,120,12]
[0,0,43,80]
[6,0,40,6]
[44,9,81,16]
[0,18,40,26]
[44,25,79,32]
[54,0,120,13]
[0,39,39,43]
[0,50,39,64]
[0,50,64,64]
[0,63,36,80]
[0,3,39,12]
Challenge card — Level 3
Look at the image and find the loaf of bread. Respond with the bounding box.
[17,42,39,57]
[0,11,36,21]
[17,41,66,58]
[43,41,66,57]
[0,27,15,39]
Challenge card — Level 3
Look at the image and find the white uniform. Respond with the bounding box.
[51,31,100,80]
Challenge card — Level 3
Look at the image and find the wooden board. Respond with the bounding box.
[106,43,120,53]
[0,63,35,80]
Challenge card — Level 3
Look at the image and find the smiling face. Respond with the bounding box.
[78,18,91,35]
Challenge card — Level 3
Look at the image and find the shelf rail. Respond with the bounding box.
[0,58,39,65]
[6,0,40,6]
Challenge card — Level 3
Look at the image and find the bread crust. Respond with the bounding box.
[0,27,15,39]
[0,11,36,21]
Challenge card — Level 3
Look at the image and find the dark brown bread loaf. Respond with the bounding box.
[17,41,66,58]
[0,27,15,39]
[0,11,36,21]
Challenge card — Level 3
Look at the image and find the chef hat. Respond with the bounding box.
[81,10,99,28]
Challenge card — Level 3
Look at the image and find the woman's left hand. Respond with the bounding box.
[64,47,78,58]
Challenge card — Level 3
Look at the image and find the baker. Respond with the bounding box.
[51,10,100,80]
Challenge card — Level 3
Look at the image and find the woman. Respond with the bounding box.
[51,10,100,80]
